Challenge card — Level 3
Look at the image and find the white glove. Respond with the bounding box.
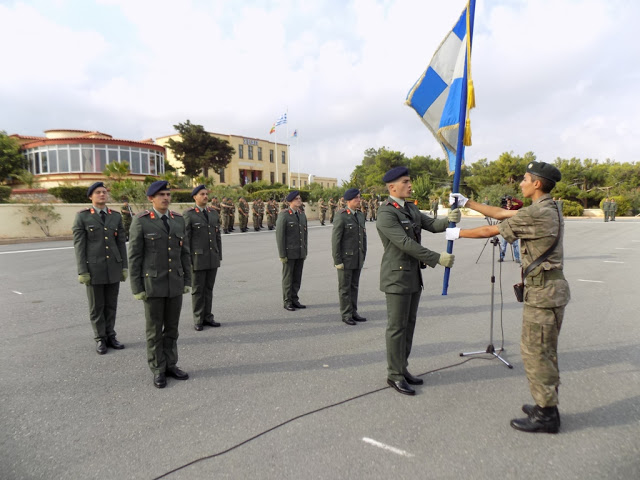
[438,252,455,268]
[445,228,460,241]
[280,257,288,264]
[447,208,461,223]
[335,264,344,270]
[449,193,468,208]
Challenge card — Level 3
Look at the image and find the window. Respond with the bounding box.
[258,147,262,161]
[70,147,81,172]
[238,145,243,159]
[131,150,141,173]
[40,150,48,173]
[48,149,58,173]
[248,145,253,160]
[269,149,274,163]
[270,172,275,184]
[292,179,296,187]
[281,151,286,164]
[95,148,107,172]
[58,147,69,172]
[220,169,225,183]
[83,148,94,172]
[108,148,119,165]
[141,152,149,174]
[282,173,286,184]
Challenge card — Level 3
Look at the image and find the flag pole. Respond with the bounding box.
[442,0,475,295]
[296,132,300,189]
[286,108,290,187]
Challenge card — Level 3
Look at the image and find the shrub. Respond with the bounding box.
[49,186,90,203]
[562,200,583,217]
[21,204,61,236]
[0,185,11,203]
[170,190,194,203]
[249,188,291,201]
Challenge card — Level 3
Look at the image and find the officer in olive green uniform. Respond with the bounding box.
[238,197,250,232]
[73,182,128,354]
[184,185,222,331]
[128,181,192,389]
[447,161,570,433]
[602,197,610,222]
[276,190,308,311]
[266,198,278,230]
[377,167,458,396]
[332,188,367,326]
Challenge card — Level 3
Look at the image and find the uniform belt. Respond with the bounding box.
[526,269,564,284]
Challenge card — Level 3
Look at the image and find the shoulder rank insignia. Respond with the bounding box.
[137,210,151,218]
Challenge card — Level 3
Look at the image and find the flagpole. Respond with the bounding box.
[296,132,300,189]
[442,0,475,296]
[275,131,279,186]
[286,108,290,187]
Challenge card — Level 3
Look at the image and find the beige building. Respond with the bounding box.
[309,175,338,189]
[11,129,165,189]
[157,132,292,187]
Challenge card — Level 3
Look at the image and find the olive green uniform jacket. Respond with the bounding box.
[331,208,367,269]
[184,206,222,271]
[276,208,308,260]
[73,207,128,284]
[376,198,447,294]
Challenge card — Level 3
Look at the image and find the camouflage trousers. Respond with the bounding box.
[521,304,565,407]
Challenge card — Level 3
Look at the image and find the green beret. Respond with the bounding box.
[526,161,561,183]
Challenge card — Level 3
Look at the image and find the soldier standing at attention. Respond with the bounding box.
[361,196,369,219]
[73,182,128,354]
[184,185,222,332]
[447,161,569,433]
[267,198,278,230]
[221,197,233,233]
[318,197,328,226]
[238,197,250,232]
[376,167,458,396]
[610,198,617,221]
[329,197,337,223]
[252,198,261,231]
[228,198,236,232]
[258,198,266,229]
[602,197,610,222]
[332,188,367,326]
[431,196,440,218]
[128,181,192,389]
[276,190,308,312]
[369,197,377,221]
[120,197,135,241]
[280,198,289,212]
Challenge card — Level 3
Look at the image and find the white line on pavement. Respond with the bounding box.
[615,248,633,250]
[12,291,23,295]
[362,437,414,458]
[603,260,624,264]
[577,279,604,283]
[0,247,74,255]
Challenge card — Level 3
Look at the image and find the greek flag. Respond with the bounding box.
[405,2,475,171]
[275,113,287,126]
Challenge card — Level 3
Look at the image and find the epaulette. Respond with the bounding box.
[338,208,348,214]
[170,210,183,217]
[186,207,196,212]
[137,210,151,218]
[77,207,91,213]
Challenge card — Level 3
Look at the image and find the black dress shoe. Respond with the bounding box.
[386,379,415,396]
[292,302,306,309]
[511,406,559,433]
[203,316,221,327]
[96,340,107,355]
[352,313,367,322]
[522,404,561,426]
[404,372,424,385]
[194,324,203,331]
[284,304,296,311]
[166,367,189,380]
[107,337,125,349]
[153,373,166,389]
[342,317,356,325]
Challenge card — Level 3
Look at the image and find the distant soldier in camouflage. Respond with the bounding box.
[431,196,439,218]
[267,198,278,230]
[329,197,337,223]
[281,198,289,211]
[221,197,233,233]
[257,198,265,229]
[369,197,378,221]
[238,197,250,232]
[318,198,328,225]
[602,197,610,222]
[73,182,128,354]
[120,197,135,241]
[338,197,346,210]
[228,198,236,232]
[610,198,617,221]
[448,161,569,434]
[210,196,221,215]
[252,198,261,231]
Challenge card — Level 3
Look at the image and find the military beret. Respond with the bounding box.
[146,180,170,196]
[343,188,360,201]
[191,184,206,197]
[382,166,409,183]
[286,190,300,202]
[526,161,561,183]
[87,182,105,197]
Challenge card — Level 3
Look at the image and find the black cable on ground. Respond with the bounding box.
[153,355,499,480]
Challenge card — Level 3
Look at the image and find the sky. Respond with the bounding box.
[1,0,639,183]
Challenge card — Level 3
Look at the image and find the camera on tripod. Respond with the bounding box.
[500,195,512,208]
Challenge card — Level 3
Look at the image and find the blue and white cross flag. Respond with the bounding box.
[275,113,287,126]
[405,1,475,172]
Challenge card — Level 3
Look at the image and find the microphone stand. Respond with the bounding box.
[461,236,513,369]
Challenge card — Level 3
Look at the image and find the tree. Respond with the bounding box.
[22,204,61,237]
[0,131,26,183]
[166,120,235,178]
[103,161,130,182]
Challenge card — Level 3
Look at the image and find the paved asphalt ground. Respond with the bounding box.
[1,216,639,480]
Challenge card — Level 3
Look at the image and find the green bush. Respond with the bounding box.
[49,186,90,203]
[249,188,291,202]
[0,185,11,203]
[170,190,194,203]
[562,200,583,217]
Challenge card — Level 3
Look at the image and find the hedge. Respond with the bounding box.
[0,185,11,203]
[48,186,91,203]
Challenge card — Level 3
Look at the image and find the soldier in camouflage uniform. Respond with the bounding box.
[280,198,289,212]
[184,185,222,331]
[120,197,135,241]
[221,197,233,233]
[267,198,278,230]
[237,197,249,232]
[252,198,261,231]
[73,182,128,354]
[447,161,569,434]
[257,198,265,229]
[368,197,377,221]
[228,198,236,232]
[602,197,610,222]
[318,198,328,225]
[360,197,368,219]
[210,196,221,215]
[331,189,367,326]
[128,181,192,388]
[328,197,337,223]
[610,198,617,221]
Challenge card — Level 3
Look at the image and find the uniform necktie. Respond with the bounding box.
[161,215,170,233]
[203,208,209,222]
[100,210,107,223]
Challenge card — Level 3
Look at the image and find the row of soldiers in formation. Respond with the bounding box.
[602,197,618,222]
[317,196,379,225]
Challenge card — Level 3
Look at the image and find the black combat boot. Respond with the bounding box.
[522,404,561,426]
[511,405,560,434]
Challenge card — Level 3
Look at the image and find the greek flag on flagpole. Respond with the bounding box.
[405,3,475,172]
[275,113,287,126]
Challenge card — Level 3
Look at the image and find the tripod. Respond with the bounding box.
[461,236,513,368]
[475,218,514,264]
